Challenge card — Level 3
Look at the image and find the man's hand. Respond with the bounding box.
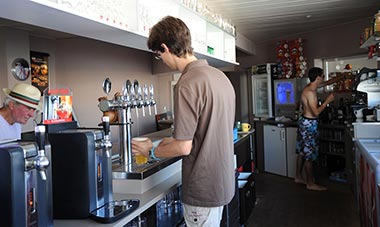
[326,92,335,104]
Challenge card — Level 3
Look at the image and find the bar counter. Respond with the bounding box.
[54,128,252,226]
[55,128,180,226]
[54,161,182,227]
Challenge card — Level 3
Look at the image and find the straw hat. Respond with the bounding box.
[3,83,41,109]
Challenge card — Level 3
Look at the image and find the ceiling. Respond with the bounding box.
[204,0,380,44]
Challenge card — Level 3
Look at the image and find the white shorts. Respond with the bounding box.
[182,203,224,227]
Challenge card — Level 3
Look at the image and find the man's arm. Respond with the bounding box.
[131,137,192,158]
[154,138,192,158]
[305,90,334,116]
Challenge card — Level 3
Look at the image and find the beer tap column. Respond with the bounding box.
[98,78,157,173]
[100,116,114,203]
[35,125,49,180]
[25,125,50,181]
[118,107,133,172]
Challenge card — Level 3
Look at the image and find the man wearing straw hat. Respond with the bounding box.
[0,83,41,141]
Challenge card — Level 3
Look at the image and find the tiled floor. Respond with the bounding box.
[244,172,360,227]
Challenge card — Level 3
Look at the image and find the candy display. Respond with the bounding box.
[276,38,307,79]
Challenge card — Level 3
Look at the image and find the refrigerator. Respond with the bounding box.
[251,63,277,118]
[263,125,297,177]
[225,70,251,123]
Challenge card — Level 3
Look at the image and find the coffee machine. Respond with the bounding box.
[353,67,380,121]
[0,126,53,227]
[48,117,139,223]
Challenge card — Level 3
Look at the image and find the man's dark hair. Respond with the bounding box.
[147,16,193,57]
[308,67,323,82]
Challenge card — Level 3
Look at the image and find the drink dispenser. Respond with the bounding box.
[0,125,53,227]
[48,117,139,223]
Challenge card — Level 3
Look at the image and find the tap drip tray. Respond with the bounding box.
[112,157,181,180]
[90,199,140,223]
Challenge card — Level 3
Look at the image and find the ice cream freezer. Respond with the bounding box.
[355,139,380,227]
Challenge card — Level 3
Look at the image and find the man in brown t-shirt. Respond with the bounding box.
[132,16,236,226]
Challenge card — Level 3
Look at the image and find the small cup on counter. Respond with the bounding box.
[132,137,148,164]
[241,123,251,132]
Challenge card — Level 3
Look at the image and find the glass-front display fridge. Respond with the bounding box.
[251,63,277,118]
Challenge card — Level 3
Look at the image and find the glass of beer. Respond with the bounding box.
[132,137,148,164]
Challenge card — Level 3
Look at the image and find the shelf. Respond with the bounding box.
[320,138,345,143]
[319,124,346,129]
[360,32,380,48]
[320,152,346,158]
[0,0,238,68]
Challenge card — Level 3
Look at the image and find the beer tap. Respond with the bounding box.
[101,116,112,157]
[150,84,157,115]
[137,85,145,117]
[36,125,49,181]
[133,80,140,117]
[144,84,151,116]
[124,80,131,102]
[98,78,157,172]
[26,125,50,181]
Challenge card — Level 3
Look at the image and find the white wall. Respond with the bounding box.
[1,28,166,135]
[53,37,158,135]
[0,27,36,132]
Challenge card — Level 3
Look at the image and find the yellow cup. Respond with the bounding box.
[241,123,251,132]
[132,137,148,165]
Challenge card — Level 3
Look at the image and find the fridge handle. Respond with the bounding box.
[280,130,285,141]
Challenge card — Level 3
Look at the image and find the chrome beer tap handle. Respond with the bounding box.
[144,84,151,116]
[125,79,132,103]
[150,84,157,115]
[133,80,140,117]
[123,80,130,97]
[102,116,112,157]
[130,84,139,117]
[137,85,145,117]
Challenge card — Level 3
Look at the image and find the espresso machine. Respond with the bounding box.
[48,117,139,223]
[353,68,380,121]
[0,125,53,227]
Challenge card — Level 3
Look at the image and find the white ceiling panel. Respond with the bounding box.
[204,0,380,44]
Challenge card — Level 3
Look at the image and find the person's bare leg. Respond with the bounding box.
[294,154,306,184]
[304,160,326,191]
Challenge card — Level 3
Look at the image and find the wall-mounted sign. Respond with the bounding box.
[30,51,50,94]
